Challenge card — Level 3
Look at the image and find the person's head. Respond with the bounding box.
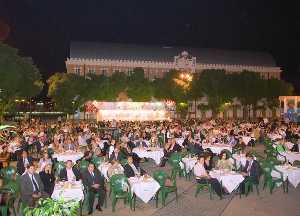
[44,164,52,173]
[27,164,35,174]
[66,160,73,169]
[127,156,133,164]
[43,152,49,159]
[205,155,211,161]
[88,163,95,173]
[114,147,120,154]
[22,150,28,158]
[220,152,228,160]
[197,155,205,164]
[246,153,254,161]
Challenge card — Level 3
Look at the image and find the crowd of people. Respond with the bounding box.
[0,117,300,214]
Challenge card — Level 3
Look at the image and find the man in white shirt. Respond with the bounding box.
[59,160,80,181]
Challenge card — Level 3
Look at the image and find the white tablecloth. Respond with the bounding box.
[132,148,164,165]
[202,144,232,155]
[128,176,160,203]
[241,136,255,145]
[182,157,197,172]
[281,152,300,163]
[98,162,111,180]
[175,138,185,147]
[272,165,300,188]
[51,181,84,201]
[209,170,244,193]
[52,152,84,163]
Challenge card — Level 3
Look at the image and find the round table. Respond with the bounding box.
[202,144,232,155]
[52,152,84,163]
[209,170,244,193]
[132,148,164,165]
[51,181,84,201]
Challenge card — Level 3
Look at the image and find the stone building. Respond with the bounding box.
[66,41,281,80]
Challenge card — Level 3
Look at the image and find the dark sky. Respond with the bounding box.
[1,0,300,94]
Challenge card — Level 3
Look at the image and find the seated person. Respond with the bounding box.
[38,152,52,171]
[17,150,33,175]
[109,146,123,162]
[63,138,77,151]
[216,151,233,170]
[240,153,260,194]
[194,155,223,198]
[82,163,105,214]
[20,164,48,207]
[135,137,148,148]
[0,146,10,169]
[123,156,145,178]
[160,138,182,167]
[107,160,124,178]
[204,154,213,171]
[39,164,55,195]
[59,160,80,181]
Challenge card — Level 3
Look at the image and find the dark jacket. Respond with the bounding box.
[20,172,45,205]
[39,171,55,195]
[59,167,81,181]
[17,156,33,175]
[243,160,260,183]
[82,169,105,190]
[109,152,123,162]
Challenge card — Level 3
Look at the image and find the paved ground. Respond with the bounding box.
[91,145,300,216]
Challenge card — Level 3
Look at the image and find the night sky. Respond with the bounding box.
[1,0,300,95]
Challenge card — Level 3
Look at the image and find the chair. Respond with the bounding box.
[261,161,286,194]
[0,166,17,184]
[195,180,213,200]
[168,153,186,179]
[54,161,65,178]
[153,170,178,207]
[91,156,104,167]
[292,160,300,167]
[79,160,89,173]
[244,176,260,197]
[110,174,133,212]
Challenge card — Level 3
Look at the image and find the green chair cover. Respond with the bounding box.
[109,174,133,212]
[153,170,178,207]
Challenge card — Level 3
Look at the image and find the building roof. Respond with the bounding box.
[69,41,277,67]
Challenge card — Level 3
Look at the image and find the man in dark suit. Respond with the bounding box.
[17,151,33,175]
[123,156,145,178]
[109,147,123,162]
[240,153,260,193]
[20,164,48,207]
[59,160,80,181]
[82,163,105,214]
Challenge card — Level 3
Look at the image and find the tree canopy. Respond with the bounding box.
[0,42,43,121]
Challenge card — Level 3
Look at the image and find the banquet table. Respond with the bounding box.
[52,151,84,163]
[202,144,232,155]
[271,165,300,188]
[98,162,111,180]
[51,181,84,201]
[128,176,160,203]
[182,156,197,172]
[241,136,255,145]
[132,148,164,165]
[281,152,300,163]
[209,170,244,193]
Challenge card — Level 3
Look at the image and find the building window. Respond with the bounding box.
[101,69,106,75]
[74,67,81,75]
[88,68,96,74]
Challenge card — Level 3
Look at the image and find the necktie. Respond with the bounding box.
[31,175,39,192]
[91,172,95,183]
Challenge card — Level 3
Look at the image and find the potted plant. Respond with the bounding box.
[24,198,80,216]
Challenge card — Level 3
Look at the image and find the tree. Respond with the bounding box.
[127,68,154,101]
[47,73,89,113]
[0,43,43,122]
[196,69,233,117]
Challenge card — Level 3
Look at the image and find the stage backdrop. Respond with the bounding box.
[87,101,173,121]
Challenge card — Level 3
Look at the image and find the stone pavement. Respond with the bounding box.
[92,146,300,216]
